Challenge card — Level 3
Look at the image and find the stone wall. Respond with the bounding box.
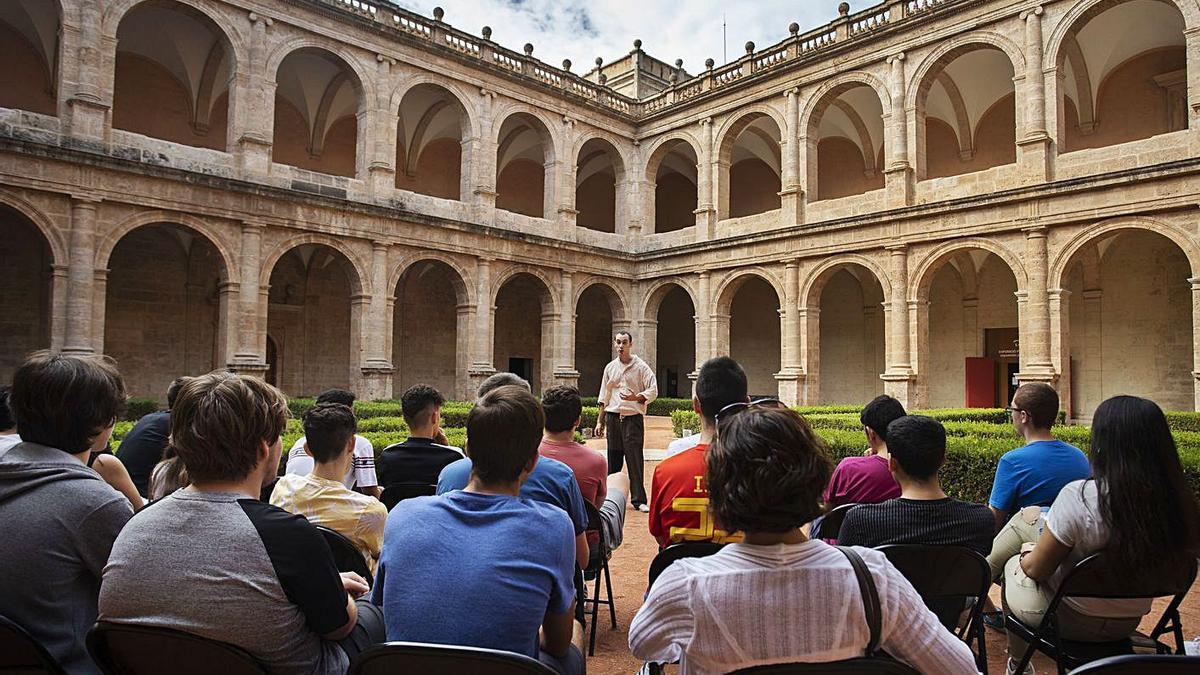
[818,270,885,405]
[394,261,460,397]
[0,209,50,382]
[728,277,781,397]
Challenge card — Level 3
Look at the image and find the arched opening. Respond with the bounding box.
[918,46,1016,179]
[393,260,468,398]
[273,48,361,177]
[494,273,554,393]
[725,276,781,397]
[575,138,623,233]
[648,139,698,234]
[1058,0,1188,152]
[113,0,233,150]
[575,284,623,395]
[653,285,696,399]
[810,84,886,200]
[1063,229,1192,418]
[721,114,782,218]
[267,244,359,395]
[0,206,53,381]
[496,113,552,218]
[815,267,886,404]
[104,223,226,397]
[921,250,1020,408]
[396,83,468,200]
[0,0,58,115]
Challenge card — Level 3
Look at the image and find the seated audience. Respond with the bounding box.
[147,444,188,500]
[271,403,387,572]
[476,371,532,400]
[377,384,463,502]
[115,377,190,496]
[374,385,585,675]
[0,352,134,674]
[285,388,380,498]
[87,449,144,510]
[664,431,701,459]
[629,405,978,675]
[99,372,384,673]
[0,385,21,456]
[1001,396,1200,675]
[648,356,748,548]
[822,395,905,509]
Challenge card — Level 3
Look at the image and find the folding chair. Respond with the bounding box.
[581,501,616,656]
[813,503,858,541]
[877,545,991,674]
[728,657,921,673]
[380,483,436,510]
[1068,654,1200,674]
[86,621,266,675]
[644,541,725,675]
[1005,552,1197,675]
[315,525,374,586]
[0,614,65,675]
[348,641,555,675]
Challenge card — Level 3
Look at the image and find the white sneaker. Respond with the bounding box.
[637,504,650,513]
[1006,657,1036,675]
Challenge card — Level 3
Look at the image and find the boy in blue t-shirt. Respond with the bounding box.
[373,385,585,675]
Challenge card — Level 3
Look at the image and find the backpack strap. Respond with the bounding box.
[837,545,882,657]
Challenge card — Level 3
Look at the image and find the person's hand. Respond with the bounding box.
[862,446,874,456]
[340,571,369,598]
[433,427,449,446]
[594,422,604,438]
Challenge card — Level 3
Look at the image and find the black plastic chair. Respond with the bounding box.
[580,501,616,656]
[1068,654,1200,674]
[380,483,436,510]
[86,621,266,675]
[728,657,921,673]
[877,545,991,674]
[316,525,374,586]
[648,541,725,588]
[348,641,555,675]
[1005,552,1197,675]
[0,614,65,674]
[813,503,858,541]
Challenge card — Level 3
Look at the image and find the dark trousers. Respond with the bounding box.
[605,412,646,506]
[337,598,386,659]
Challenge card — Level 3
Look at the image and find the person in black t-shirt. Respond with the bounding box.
[377,384,463,508]
[116,377,191,496]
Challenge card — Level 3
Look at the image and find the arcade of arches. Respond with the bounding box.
[3,0,1200,423]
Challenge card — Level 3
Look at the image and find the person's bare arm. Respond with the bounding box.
[990,505,1009,532]
[94,454,145,510]
[355,485,382,499]
[321,572,368,641]
[575,532,589,570]
[1019,527,1073,582]
[540,607,576,659]
[595,367,609,437]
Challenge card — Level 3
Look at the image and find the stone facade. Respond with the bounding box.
[2,0,1200,420]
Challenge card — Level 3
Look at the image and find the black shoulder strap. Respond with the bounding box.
[837,545,882,656]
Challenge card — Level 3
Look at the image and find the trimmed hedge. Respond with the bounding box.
[123,397,160,421]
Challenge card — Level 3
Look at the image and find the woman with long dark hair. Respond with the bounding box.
[1003,395,1200,673]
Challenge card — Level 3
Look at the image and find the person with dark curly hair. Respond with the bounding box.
[629,406,977,675]
[377,384,463,507]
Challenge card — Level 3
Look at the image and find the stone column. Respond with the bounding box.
[472,89,498,225]
[1017,7,1053,183]
[776,260,803,404]
[90,269,108,355]
[1080,288,1103,418]
[695,118,716,239]
[1185,27,1200,153]
[693,270,712,377]
[1049,288,1071,419]
[885,53,913,207]
[366,55,399,197]
[454,302,473,400]
[63,197,99,354]
[49,264,68,352]
[553,270,581,385]
[468,257,497,391]
[557,118,579,237]
[779,89,804,225]
[232,13,276,176]
[881,245,916,407]
[359,243,395,399]
[1017,225,1057,386]
[215,281,237,368]
[61,2,109,145]
[228,222,268,374]
[539,308,560,392]
[1190,278,1200,411]
[799,307,820,404]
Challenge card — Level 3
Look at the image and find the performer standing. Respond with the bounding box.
[595,331,657,512]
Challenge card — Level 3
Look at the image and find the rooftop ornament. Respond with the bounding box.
[432,6,444,21]
[789,22,800,35]
[839,2,851,16]
[562,59,572,71]
[523,43,533,55]
[633,39,643,50]
[674,58,683,67]
[705,57,715,70]
[745,41,755,54]
[481,25,491,39]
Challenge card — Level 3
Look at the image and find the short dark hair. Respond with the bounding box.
[615,331,633,342]
[885,415,946,481]
[542,385,582,433]
[466,385,544,484]
[171,371,289,483]
[476,372,531,400]
[860,395,906,442]
[10,351,126,454]
[708,407,833,533]
[166,377,192,409]
[315,388,356,407]
[401,384,445,428]
[302,403,357,463]
[1013,382,1059,429]
[696,356,748,421]
[0,385,14,430]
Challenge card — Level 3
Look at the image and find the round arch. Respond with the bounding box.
[96,210,236,281]
[801,254,892,308]
[1046,0,1197,70]
[492,104,561,164]
[642,131,702,183]
[1050,217,1200,288]
[910,238,1028,302]
[389,73,479,141]
[640,277,699,320]
[714,103,789,161]
[572,277,630,323]
[102,0,250,67]
[259,234,368,295]
[713,267,785,315]
[389,251,474,305]
[573,133,633,178]
[0,189,66,265]
[490,264,560,315]
[800,71,893,137]
[265,40,373,106]
[906,32,1026,105]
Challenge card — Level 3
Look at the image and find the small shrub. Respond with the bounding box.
[123,397,160,421]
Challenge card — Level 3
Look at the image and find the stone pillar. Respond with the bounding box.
[1185,27,1200,152]
[553,270,581,384]
[61,2,109,146]
[359,243,395,399]
[1017,7,1053,183]
[884,52,913,207]
[228,222,268,374]
[539,308,559,392]
[472,89,498,225]
[557,118,579,237]
[49,264,68,352]
[776,260,803,404]
[1190,278,1200,411]
[90,269,108,355]
[232,13,276,177]
[1049,288,1071,419]
[799,307,820,404]
[215,281,237,368]
[881,245,916,407]
[779,89,804,225]
[695,118,717,240]
[693,270,712,377]
[1017,225,1058,386]
[710,313,731,358]
[63,197,99,354]
[454,302,473,400]
[366,56,399,197]
[468,257,497,391]
[1080,288,1103,418]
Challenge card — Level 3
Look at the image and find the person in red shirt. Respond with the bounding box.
[649,357,750,548]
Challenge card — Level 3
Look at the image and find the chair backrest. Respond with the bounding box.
[348,641,556,675]
[0,614,65,675]
[1069,654,1200,674]
[381,483,436,510]
[817,503,858,540]
[728,656,921,674]
[315,525,373,585]
[648,541,725,589]
[86,621,266,675]
[1057,552,1197,601]
[876,545,990,601]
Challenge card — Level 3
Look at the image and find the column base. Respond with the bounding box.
[880,371,917,409]
[468,365,498,399]
[1016,135,1054,184]
[693,208,717,241]
[774,370,805,406]
[779,188,804,226]
[226,359,269,377]
[360,365,396,400]
[884,165,914,208]
[63,96,109,146]
[367,165,396,199]
[1014,369,1059,389]
[236,135,273,177]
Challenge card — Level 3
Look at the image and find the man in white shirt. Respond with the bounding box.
[594,331,657,511]
[284,389,380,498]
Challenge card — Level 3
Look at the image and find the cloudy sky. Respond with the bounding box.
[390,0,851,75]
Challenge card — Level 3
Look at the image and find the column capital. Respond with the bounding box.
[1020,6,1043,20]
[240,220,266,232]
[784,86,801,99]
[782,258,800,268]
[886,52,905,65]
[884,243,909,255]
[1021,223,1049,238]
[372,241,390,254]
[699,117,713,127]
[70,194,102,206]
[1189,276,1200,291]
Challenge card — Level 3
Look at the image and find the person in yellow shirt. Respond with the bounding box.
[271,403,386,573]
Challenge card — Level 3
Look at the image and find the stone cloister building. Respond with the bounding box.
[2,0,1199,421]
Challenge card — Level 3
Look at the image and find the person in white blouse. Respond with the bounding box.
[629,404,978,675]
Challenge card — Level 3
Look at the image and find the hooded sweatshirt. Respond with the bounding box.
[0,442,134,675]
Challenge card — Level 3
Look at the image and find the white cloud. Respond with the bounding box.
[388,0,851,76]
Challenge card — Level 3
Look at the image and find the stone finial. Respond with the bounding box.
[523,43,534,55]
[668,72,677,83]
[705,57,715,69]
[562,59,572,71]
[838,2,850,16]
[675,58,683,67]
[595,56,603,67]
[432,6,444,21]
[481,25,492,39]
[633,39,643,49]
[744,41,755,54]
[789,22,800,35]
